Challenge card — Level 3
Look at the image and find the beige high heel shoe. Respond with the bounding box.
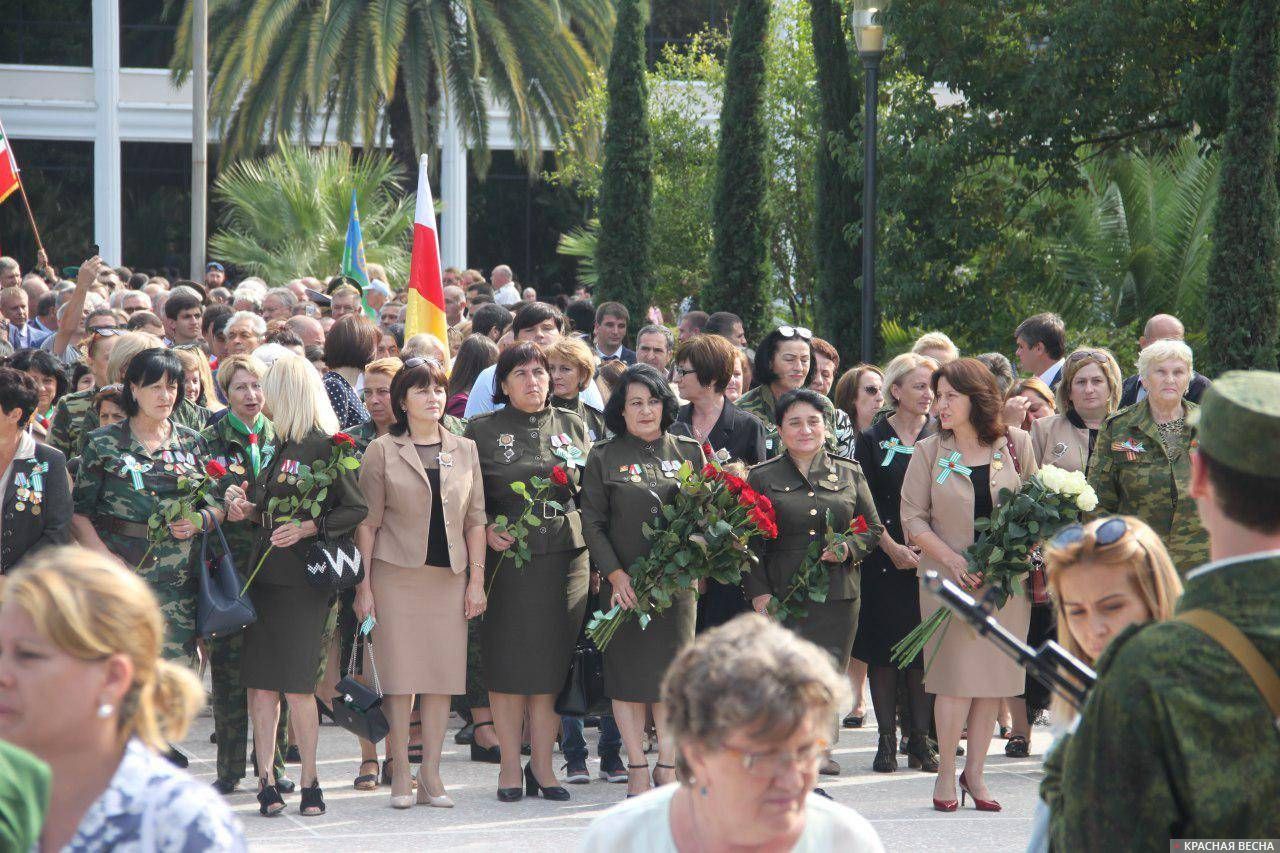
[416,776,454,808]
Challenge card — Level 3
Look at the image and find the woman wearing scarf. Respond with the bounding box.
[202,354,290,796]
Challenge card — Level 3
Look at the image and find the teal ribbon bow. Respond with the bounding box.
[120,455,152,490]
[554,444,585,469]
[879,437,914,467]
[587,604,621,631]
[935,451,972,484]
[28,461,48,493]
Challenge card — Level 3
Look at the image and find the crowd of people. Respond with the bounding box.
[0,249,1275,851]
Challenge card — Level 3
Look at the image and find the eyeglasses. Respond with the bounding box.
[1050,516,1128,549]
[777,326,813,341]
[1066,349,1109,365]
[725,740,828,778]
[863,385,880,396]
[675,367,698,379]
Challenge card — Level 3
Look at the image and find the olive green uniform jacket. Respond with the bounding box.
[73,419,209,660]
[580,431,707,702]
[464,405,591,694]
[1050,553,1280,850]
[746,451,882,663]
[1087,400,1209,574]
[553,395,606,443]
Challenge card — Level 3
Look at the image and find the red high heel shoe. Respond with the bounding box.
[932,776,958,812]
[958,772,1002,812]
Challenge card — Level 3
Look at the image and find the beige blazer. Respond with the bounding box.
[1030,414,1090,473]
[899,427,1038,697]
[359,430,487,572]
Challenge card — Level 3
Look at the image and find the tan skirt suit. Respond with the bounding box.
[900,428,1037,697]
[358,430,486,695]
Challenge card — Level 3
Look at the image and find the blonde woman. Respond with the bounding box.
[0,546,245,851]
[1031,348,1123,472]
[1088,339,1208,573]
[546,336,605,441]
[1030,516,1182,852]
[223,355,368,818]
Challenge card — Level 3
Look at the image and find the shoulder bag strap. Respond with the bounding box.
[1177,609,1280,728]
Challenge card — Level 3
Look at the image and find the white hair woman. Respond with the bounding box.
[223,355,368,818]
[580,614,884,851]
[1087,338,1207,573]
[0,546,245,850]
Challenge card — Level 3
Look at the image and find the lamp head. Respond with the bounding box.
[851,1,887,56]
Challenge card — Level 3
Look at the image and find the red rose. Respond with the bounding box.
[204,460,228,479]
[755,493,774,515]
[332,432,356,448]
[848,515,869,535]
[550,465,569,486]
[722,473,746,495]
[737,485,759,508]
[701,463,720,480]
[702,442,715,458]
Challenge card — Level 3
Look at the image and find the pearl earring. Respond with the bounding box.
[97,703,114,719]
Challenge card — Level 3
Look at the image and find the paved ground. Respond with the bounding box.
[178,703,1050,851]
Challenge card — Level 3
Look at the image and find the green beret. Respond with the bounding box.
[1190,370,1280,472]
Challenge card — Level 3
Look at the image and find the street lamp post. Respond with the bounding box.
[852,4,885,365]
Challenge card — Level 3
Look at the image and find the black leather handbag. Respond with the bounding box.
[331,631,390,744]
[196,519,257,639]
[555,639,607,717]
[303,514,364,592]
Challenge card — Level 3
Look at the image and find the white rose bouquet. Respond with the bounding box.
[892,464,1098,669]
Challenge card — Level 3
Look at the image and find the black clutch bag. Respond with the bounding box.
[331,631,390,744]
[303,514,365,592]
[196,519,257,639]
[555,639,607,717]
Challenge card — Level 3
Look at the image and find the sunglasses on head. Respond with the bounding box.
[401,356,438,371]
[90,326,125,337]
[1067,349,1109,364]
[1050,516,1128,549]
[777,326,813,341]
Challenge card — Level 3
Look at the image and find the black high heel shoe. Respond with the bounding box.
[299,780,326,816]
[470,721,501,764]
[257,777,285,817]
[524,763,570,801]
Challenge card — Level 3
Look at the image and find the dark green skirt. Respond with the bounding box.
[601,588,696,704]
[784,596,860,670]
[482,546,589,695]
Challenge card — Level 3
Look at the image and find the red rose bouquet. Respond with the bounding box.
[587,457,777,650]
[241,433,361,593]
[137,459,226,569]
[487,465,570,592]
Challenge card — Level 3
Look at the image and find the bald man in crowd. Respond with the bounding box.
[1119,314,1212,407]
[286,314,325,348]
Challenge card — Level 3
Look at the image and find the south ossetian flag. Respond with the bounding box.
[405,154,450,360]
[0,128,20,205]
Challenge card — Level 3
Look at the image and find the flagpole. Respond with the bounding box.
[0,114,48,262]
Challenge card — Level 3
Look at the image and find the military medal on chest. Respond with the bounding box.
[438,451,454,468]
[279,459,301,483]
[13,468,44,515]
[1052,442,1068,460]
[992,450,1005,472]
[120,454,153,489]
[660,459,680,478]
[550,433,584,468]
[1113,438,1145,461]
[498,433,515,462]
[628,464,643,483]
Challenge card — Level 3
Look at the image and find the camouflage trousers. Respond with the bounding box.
[104,531,197,662]
[208,632,290,784]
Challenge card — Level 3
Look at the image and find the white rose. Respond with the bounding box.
[1039,465,1064,492]
[1066,470,1089,495]
[1076,490,1098,512]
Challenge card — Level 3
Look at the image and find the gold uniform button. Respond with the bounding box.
[809,529,817,536]
[807,492,815,498]
[809,508,818,516]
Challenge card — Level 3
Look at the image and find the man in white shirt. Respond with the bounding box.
[491,264,521,307]
[464,301,604,418]
[1014,312,1066,389]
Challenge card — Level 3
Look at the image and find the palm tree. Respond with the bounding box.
[209,143,414,284]
[1046,139,1220,332]
[171,0,614,171]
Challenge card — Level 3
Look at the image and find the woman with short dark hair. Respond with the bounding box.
[464,341,592,803]
[582,364,706,796]
[900,358,1038,812]
[356,357,488,808]
[736,326,852,460]
[9,348,68,441]
[0,367,72,573]
[71,347,215,663]
[322,315,380,428]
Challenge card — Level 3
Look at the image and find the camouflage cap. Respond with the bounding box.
[1189,370,1280,472]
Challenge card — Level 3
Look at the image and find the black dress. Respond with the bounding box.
[850,417,937,667]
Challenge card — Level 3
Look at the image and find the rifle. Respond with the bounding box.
[922,570,1096,711]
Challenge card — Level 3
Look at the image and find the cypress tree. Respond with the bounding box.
[809,0,862,360]
[1205,0,1280,373]
[594,0,653,324]
[705,0,772,340]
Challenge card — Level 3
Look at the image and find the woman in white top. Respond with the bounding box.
[579,614,884,853]
[0,546,245,851]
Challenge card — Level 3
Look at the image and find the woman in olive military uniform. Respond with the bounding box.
[464,341,591,803]
[745,388,881,775]
[581,364,706,797]
[71,348,212,664]
[1087,339,1208,575]
[547,336,606,441]
[223,354,368,818]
